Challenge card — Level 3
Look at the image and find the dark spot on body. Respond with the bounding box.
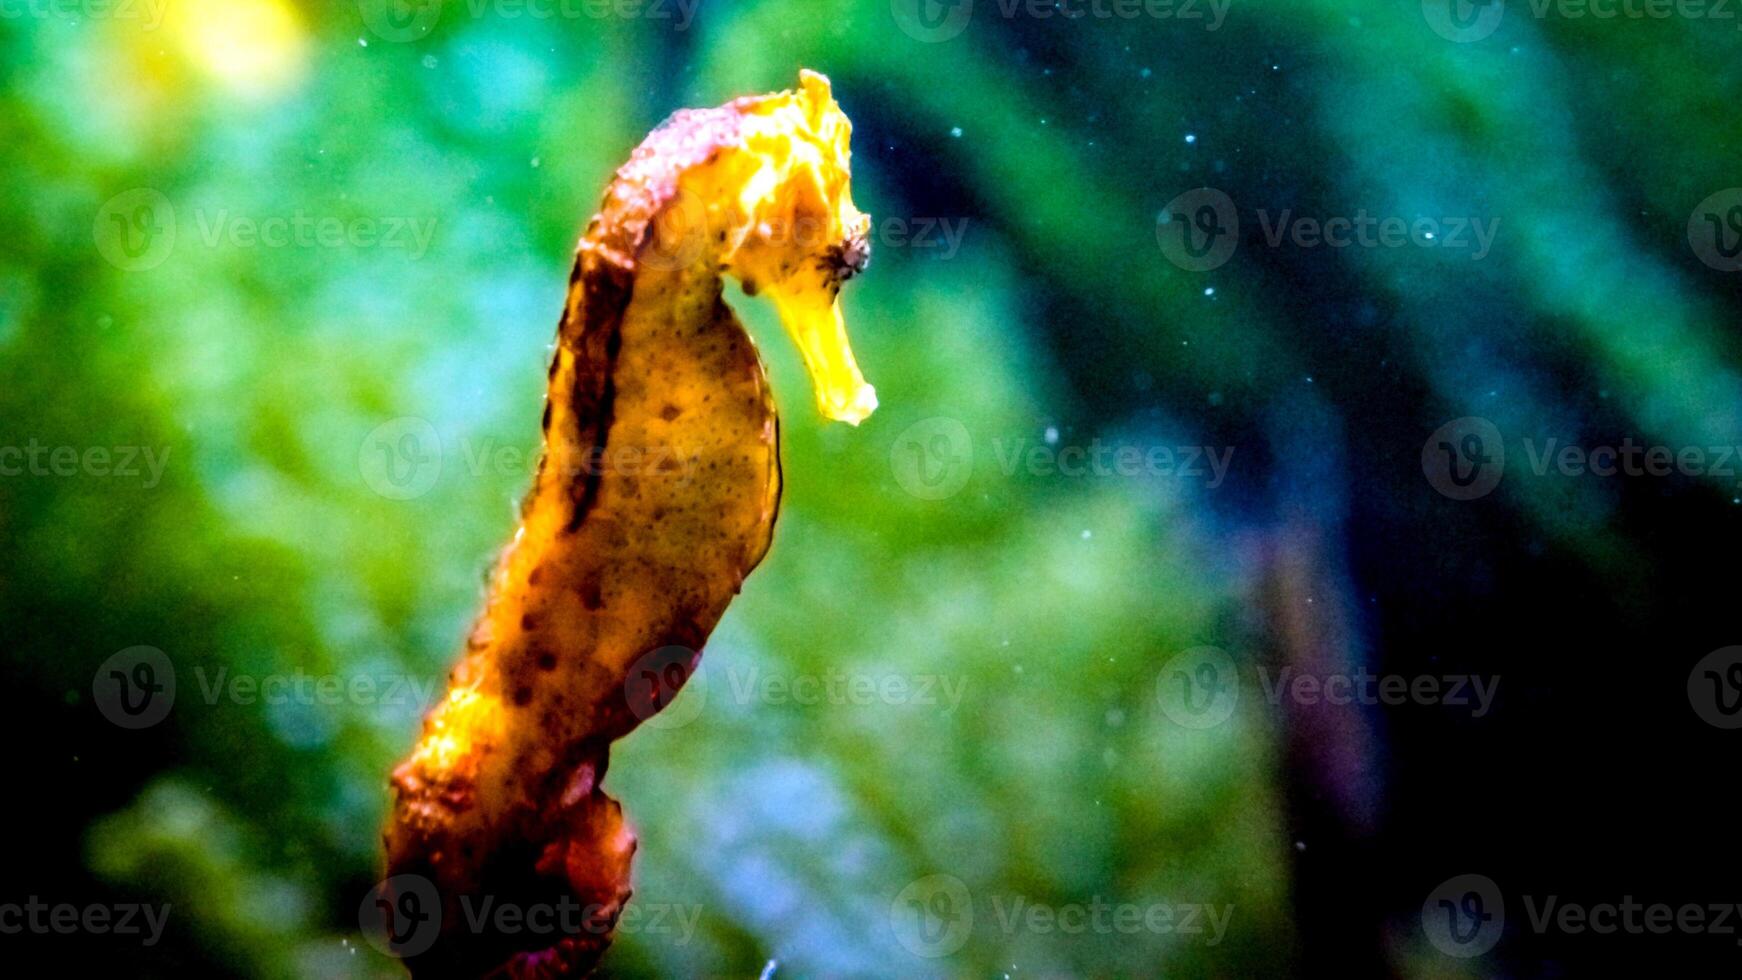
[581,579,605,610]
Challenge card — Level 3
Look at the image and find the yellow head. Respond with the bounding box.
[667,70,878,425]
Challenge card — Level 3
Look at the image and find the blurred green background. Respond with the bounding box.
[5,0,1742,976]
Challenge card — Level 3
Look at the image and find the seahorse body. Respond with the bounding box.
[383,71,873,978]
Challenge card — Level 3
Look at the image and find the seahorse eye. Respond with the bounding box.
[833,229,872,281]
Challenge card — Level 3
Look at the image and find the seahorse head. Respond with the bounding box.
[654,70,878,425]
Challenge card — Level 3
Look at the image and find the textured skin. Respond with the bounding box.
[383,73,869,978]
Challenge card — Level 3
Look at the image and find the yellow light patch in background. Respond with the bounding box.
[173,0,307,98]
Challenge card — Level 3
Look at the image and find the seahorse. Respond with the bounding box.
[381,70,875,978]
